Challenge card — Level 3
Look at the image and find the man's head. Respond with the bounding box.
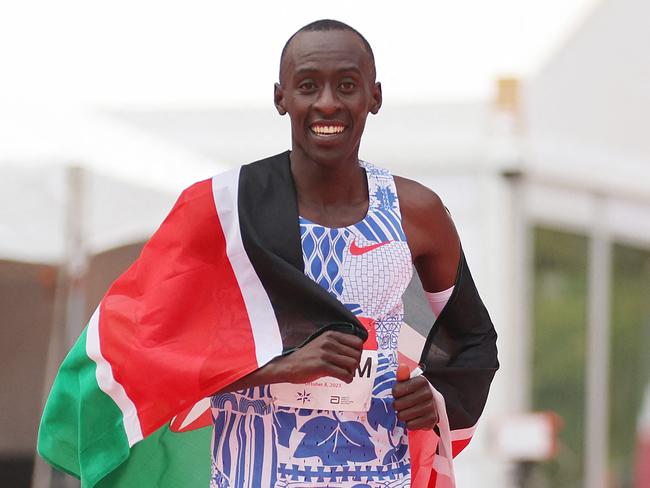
[279,20,376,82]
[275,20,382,167]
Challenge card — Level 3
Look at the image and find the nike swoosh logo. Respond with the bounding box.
[349,239,392,256]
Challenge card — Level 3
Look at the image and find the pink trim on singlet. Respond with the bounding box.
[425,286,455,316]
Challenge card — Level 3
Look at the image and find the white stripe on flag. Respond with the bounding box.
[451,424,477,441]
[212,169,283,366]
[432,454,452,477]
[430,382,456,488]
[432,455,455,488]
[86,307,143,446]
[178,397,211,431]
[398,322,426,363]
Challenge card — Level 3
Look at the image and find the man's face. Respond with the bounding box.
[274,29,382,167]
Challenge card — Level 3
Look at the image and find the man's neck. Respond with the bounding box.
[289,149,369,227]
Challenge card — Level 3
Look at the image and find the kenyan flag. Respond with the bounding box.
[38,152,368,487]
[38,152,498,488]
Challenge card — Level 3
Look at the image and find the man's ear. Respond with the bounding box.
[274,83,287,115]
[370,82,382,115]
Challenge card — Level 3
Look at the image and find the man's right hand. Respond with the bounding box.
[214,330,363,394]
[273,330,364,384]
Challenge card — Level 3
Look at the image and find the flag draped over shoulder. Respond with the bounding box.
[399,253,499,487]
[38,151,498,488]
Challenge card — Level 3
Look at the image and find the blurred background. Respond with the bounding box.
[1,0,649,487]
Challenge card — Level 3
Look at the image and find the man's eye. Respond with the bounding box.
[298,82,316,91]
[339,81,356,92]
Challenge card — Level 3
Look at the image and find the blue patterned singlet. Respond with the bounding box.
[210,162,414,488]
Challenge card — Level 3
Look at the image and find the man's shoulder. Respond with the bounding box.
[393,175,446,217]
[393,174,458,264]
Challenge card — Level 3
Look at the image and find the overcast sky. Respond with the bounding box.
[0,0,598,110]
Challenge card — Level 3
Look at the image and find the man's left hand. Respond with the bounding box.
[392,364,438,431]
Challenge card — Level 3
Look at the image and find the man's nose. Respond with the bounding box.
[313,84,342,115]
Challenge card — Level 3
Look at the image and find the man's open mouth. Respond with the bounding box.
[310,123,347,136]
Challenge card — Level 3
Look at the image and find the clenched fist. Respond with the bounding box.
[392,364,438,431]
[276,330,364,384]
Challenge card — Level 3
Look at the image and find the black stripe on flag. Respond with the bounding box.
[237,151,498,430]
[237,151,368,353]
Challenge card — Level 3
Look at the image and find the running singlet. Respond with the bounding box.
[210,162,414,488]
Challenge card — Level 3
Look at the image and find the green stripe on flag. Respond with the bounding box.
[38,327,130,487]
[39,328,213,487]
[98,425,211,487]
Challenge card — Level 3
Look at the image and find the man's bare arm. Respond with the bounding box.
[214,331,363,394]
[395,175,460,292]
[390,176,461,430]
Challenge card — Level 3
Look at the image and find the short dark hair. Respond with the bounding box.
[279,19,376,80]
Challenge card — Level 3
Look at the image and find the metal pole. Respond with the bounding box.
[584,195,611,488]
[504,170,533,413]
[63,166,88,348]
[32,166,86,488]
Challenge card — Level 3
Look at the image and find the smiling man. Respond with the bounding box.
[207,20,495,488]
[38,19,497,488]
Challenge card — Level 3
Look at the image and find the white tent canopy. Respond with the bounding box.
[521,0,650,246]
[0,108,226,263]
[525,0,650,197]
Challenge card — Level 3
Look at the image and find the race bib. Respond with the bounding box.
[270,350,378,412]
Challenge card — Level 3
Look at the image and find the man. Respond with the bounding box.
[38,19,497,488]
[207,20,482,488]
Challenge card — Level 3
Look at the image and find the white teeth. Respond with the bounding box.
[311,125,345,135]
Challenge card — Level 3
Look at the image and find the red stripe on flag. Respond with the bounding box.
[428,469,438,488]
[451,437,472,457]
[409,428,438,487]
[99,180,260,436]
